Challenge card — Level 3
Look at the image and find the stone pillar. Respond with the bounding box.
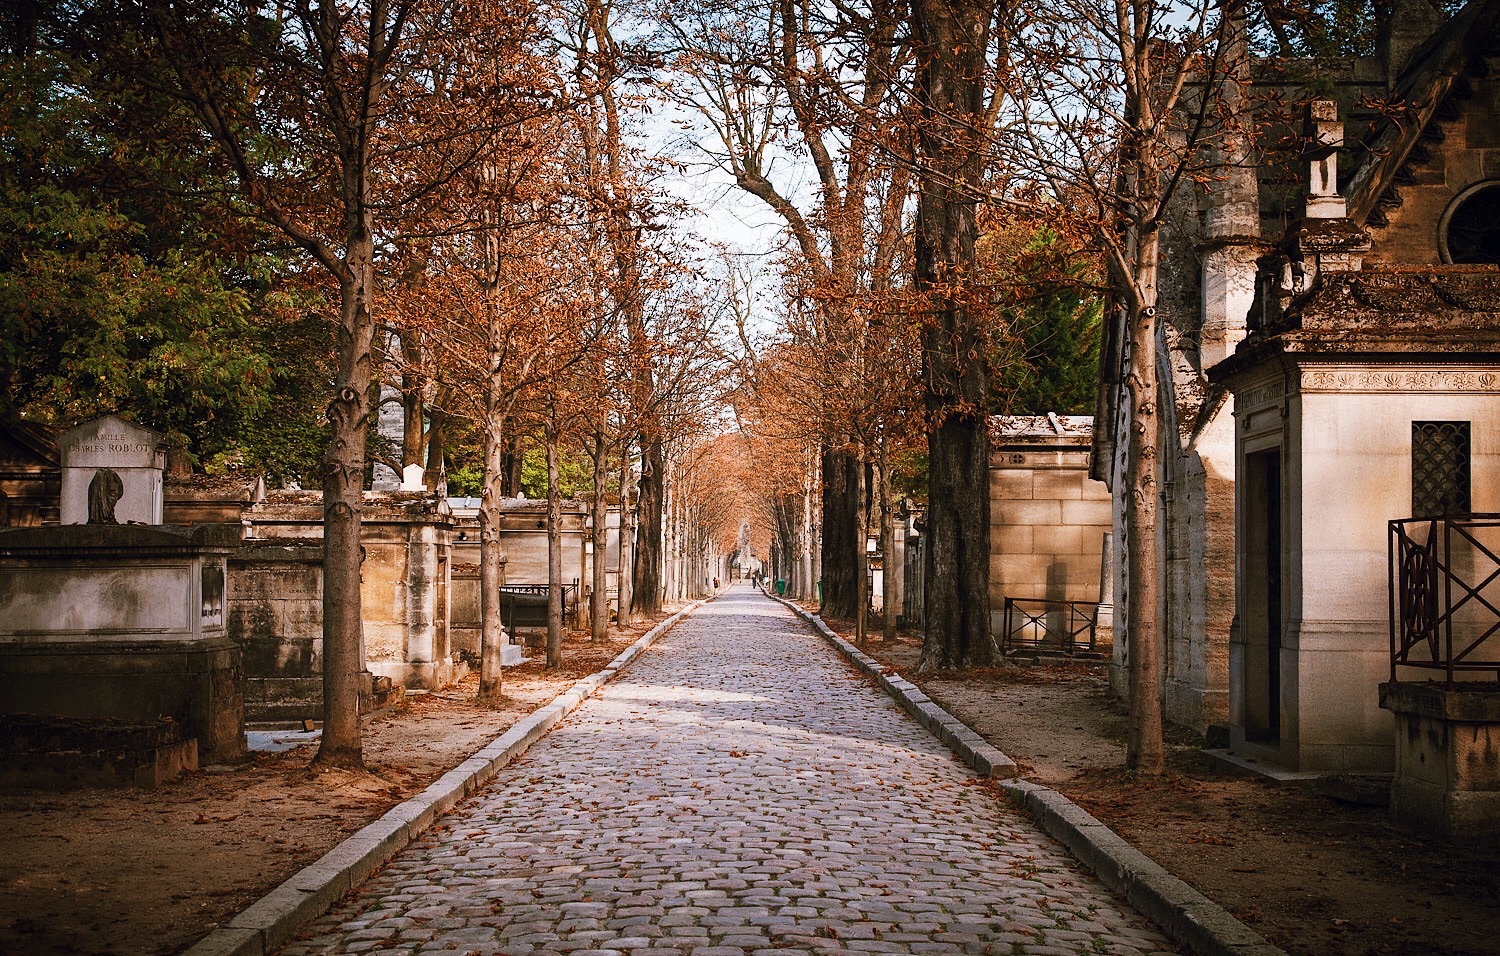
[1379,0,1448,82]
[1380,682,1500,841]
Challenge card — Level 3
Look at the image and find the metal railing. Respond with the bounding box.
[1389,514,1500,683]
[1001,598,1101,655]
[497,584,578,631]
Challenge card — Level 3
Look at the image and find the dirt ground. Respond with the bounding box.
[2,605,1498,956]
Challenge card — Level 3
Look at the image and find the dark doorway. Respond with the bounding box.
[1244,447,1282,742]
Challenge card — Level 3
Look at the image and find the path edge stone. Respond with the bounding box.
[182,600,709,956]
[770,592,1286,956]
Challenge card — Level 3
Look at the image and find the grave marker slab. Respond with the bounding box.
[59,415,164,525]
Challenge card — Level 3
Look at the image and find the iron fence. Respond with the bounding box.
[497,584,579,631]
[1389,513,1500,683]
[1001,598,1101,655]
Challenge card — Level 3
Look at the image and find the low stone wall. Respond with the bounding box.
[0,714,197,790]
[228,542,325,723]
[450,562,481,664]
[226,540,408,723]
[245,492,462,693]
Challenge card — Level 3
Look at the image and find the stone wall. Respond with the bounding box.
[1381,682,1500,841]
[163,474,265,526]
[243,491,460,692]
[227,542,325,722]
[0,420,59,528]
[1363,70,1500,267]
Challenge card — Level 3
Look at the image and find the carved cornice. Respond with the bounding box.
[1299,368,1500,393]
[1294,269,1500,333]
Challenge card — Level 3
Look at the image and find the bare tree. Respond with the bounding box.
[1000,0,1249,769]
[656,0,918,625]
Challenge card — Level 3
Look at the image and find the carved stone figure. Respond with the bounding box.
[86,468,124,524]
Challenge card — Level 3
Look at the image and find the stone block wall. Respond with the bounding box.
[1364,73,1500,267]
[1381,681,1500,842]
[989,417,1112,648]
[243,491,460,693]
[0,524,245,761]
[227,542,324,722]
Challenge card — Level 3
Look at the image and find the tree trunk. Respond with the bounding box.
[314,242,375,770]
[855,449,869,643]
[662,477,675,602]
[499,434,522,498]
[424,405,446,493]
[819,445,860,619]
[772,496,798,597]
[911,0,997,673]
[476,409,507,702]
[545,413,564,669]
[589,431,609,642]
[1124,235,1165,773]
[803,456,818,603]
[878,444,898,642]
[400,335,425,472]
[617,453,637,627]
[632,435,664,616]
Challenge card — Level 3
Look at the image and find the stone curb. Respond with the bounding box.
[1002,780,1286,956]
[183,600,709,956]
[770,592,1286,956]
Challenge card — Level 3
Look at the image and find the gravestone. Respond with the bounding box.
[58,415,164,525]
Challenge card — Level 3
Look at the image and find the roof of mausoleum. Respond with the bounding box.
[0,419,59,469]
[1210,265,1500,383]
[989,414,1094,452]
[1346,0,1500,226]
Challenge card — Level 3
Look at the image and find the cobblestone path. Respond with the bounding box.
[279,586,1175,956]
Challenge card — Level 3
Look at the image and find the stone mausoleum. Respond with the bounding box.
[990,415,1113,655]
[0,417,246,787]
[1100,0,1500,835]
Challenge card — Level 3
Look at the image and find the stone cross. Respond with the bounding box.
[1305,100,1346,219]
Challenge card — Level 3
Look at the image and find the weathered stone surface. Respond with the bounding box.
[1381,681,1500,840]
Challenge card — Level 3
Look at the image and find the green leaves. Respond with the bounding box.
[0,39,329,484]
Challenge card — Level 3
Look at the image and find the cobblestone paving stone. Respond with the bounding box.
[277,587,1177,956]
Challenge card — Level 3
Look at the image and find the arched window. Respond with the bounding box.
[1441,181,1500,265]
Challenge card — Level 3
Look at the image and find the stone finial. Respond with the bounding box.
[1305,101,1346,219]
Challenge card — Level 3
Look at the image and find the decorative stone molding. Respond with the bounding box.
[1314,270,1500,325]
[1299,368,1500,393]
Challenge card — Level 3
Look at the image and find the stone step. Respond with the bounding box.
[0,713,198,789]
